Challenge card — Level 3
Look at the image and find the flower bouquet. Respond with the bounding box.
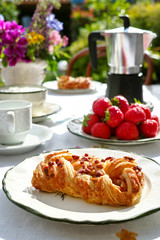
[0,0,69,85]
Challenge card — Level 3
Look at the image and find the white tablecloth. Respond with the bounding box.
[0,83,160,240]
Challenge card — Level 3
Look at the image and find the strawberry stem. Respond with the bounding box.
[82,114,90,127]
[104,109,110,122]
[112,97,119,107]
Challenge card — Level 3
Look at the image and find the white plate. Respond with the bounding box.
[2,148,160,224]
[43,80,102,94]
[0,124,52,155]
[32,102,61,123]
[67,118,160,146]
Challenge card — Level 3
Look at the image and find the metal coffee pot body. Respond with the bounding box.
[88,16,156,102]
[89,16,156,74]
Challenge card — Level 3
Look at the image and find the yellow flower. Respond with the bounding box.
[26,32,45,45]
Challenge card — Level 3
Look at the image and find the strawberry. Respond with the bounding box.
[130,103,151,119]
[105,106,124,128]
[116,122,139,140]
[139,119,158,138]
[82,114,99,134]
[125,107,146,124]
[150,114,160,128]
[90,122,111,139]
[112,95,129,114]
[92,97,112,117]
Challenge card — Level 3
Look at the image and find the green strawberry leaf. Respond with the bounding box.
[82,114,90,127]
[134,98,142,104]
[104,109,110,122]
[112,97,119,107]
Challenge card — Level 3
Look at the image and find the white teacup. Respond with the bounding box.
[0,85,47,117]
[0,100,32,145]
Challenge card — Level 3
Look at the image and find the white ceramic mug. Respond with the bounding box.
[0,100,32,145]
[0,85,47,117]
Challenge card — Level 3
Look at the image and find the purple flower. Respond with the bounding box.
[4,21,25,44]
[0,19,4,28]
[3,36,28,66]
[7,56,21,66]
[5,20,25,32]
[5,21,25,36]
[0,20,26,47]
[0,44,2,55]
[46,14,63,32]
[0,20,5,41]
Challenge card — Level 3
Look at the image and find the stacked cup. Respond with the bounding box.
[0,85,47,117]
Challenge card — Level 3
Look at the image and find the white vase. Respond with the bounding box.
[0,59,47,86]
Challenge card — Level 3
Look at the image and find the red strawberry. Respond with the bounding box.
[150,114,160,128]
[82,114,99,134]
[92,97,112,117]
[125,107,146,124]
[112,95,129,114]
[91,122,111,139]
[105,106,124,128]
[139,119,158,138]
[130,103,151,119]
[116,122,139,140]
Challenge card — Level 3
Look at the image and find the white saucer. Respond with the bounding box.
[43,80,102,94]
[32,102,61,123]
[0,124,53,155]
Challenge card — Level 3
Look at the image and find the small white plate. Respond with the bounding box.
[43,80,102,94]
[2,148,160,224]
[32,102,61,123]
[0,124,53,155]
[67,118,160,146]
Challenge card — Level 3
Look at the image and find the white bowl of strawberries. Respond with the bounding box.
[82,95,159,141]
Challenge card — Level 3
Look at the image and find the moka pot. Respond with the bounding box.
[88,15,156,103]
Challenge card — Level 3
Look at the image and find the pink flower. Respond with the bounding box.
[48,45,54,54]
[49,30,62,46]
[48,30,69,53]
[62,35,68,47]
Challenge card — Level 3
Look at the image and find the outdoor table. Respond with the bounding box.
[0,82,160,240]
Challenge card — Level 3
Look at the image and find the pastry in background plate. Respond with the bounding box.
[32,150,144,206]
[57,75,92,89]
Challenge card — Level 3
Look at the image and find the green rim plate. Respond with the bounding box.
[2,148,160,225]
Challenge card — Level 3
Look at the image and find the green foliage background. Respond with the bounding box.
[128,3,160,83]
[128,3,160,49]
[0,1,19,22]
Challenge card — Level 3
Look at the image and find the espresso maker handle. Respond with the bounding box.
[88,31,105,69]
[119,15,130,29]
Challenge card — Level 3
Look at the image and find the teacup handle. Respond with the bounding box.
[7,111,15,134]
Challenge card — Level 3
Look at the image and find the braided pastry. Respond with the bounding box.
[31,150,144,206]
[57,76,91,89]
